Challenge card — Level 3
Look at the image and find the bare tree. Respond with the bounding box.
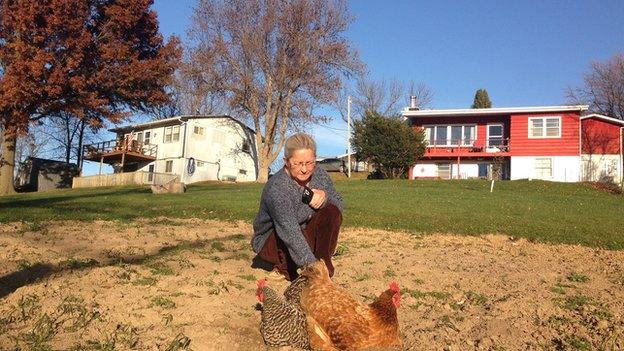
[15,129,47,162]
[34,114,99,167]
[406,81,434,110]
[567,53,624,120]
[353,76,404,117]
[152,64,232,119]
[334,76,434,124]
[187,0,362,182]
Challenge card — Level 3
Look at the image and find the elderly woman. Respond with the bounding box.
[251,133,343,281]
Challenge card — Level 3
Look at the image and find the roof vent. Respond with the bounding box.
[409,96,419,110]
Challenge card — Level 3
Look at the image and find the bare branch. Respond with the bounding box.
[187,0,363,181]
[567,53,624,120]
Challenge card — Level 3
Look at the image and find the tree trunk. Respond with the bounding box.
[0,131,17,195]
[77,120,86,175]
[256,156,270,183]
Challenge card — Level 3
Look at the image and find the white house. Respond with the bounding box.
[82,115,258,184]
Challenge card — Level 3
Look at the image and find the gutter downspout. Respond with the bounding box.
[181,118,189,183]
[620,127,623,187]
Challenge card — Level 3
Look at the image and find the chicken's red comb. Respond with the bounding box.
[257,278,267,289]
[389,281,400,293]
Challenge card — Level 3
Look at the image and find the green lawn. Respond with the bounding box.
[1,179,623,249]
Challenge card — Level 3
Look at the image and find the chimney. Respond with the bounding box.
[409,95,419,110]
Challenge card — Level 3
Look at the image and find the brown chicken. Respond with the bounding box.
[299,260,402,351]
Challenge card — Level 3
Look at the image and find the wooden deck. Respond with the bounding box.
[83,138,157,168]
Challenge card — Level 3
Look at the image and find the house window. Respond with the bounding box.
[487,124,504,147]
[239,169,247,175]
[172,126,180,141]
[534,158,552,179]
[425,125,476,146]
[451,126,462,145]
[164,126,181,143]
[529,117,560,138]
[212,129,226,144]
[144,131,151,144]
[437,163,451,179]
[135,132,143,143]
[194,126,205,135]
[242,141,251,153]
[197,160,204,167]
[165,160,173,173]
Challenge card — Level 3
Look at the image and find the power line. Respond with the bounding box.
[317,124,347,133]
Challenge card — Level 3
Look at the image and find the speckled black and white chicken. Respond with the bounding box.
[256,277,311,349]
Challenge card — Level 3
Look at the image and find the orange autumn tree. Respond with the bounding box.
[0,0,180,194]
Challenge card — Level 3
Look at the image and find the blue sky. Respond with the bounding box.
[84,0,623,174]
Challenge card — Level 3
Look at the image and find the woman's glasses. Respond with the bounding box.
[290,161,316,169]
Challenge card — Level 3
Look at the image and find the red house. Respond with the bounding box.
[402,105,624,183]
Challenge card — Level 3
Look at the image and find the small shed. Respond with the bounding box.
[16,157,79,192]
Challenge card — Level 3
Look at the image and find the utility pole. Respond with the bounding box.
[347,96,352,178]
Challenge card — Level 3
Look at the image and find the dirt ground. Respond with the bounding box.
[1,219,623,350]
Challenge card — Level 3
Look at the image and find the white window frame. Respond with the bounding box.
[528,116,561,138]
[165,160,173,173]
[194,125,205,135]
[423,124,477,147]
[534,158,552,179]
[164,126,181,143]
[134,132,143,143]
[164,127,172,143]
[212,129,226,144]
[144,131,151,145]
[172,125,180,142]
[486,124,504,147]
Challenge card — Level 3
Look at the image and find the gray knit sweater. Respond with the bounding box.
[251,167,343,266]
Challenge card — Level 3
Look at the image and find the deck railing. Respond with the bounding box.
[84,137,157,160]
[425,138,510,154]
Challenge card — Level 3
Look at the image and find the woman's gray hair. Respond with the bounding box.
[284,133,316,160]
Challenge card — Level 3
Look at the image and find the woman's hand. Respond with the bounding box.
[309,188,326,209]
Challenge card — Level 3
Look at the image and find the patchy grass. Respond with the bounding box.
[465,290,488,305]
[150,297,176,309]
[551,284,567,295]
[146,261,174,276]
[333,243,349,256]
[567,272,590,283]
[237,274,256,282]
[403,287,450,301]
[133,277,158,286]
[2,295,102,349]
[2,180,624,249]
[353,273,371,282]
[558,295,590,312]
[383,268,396,278]
[58,257,99,270]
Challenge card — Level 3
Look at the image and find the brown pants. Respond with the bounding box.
[255,204,342,281]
